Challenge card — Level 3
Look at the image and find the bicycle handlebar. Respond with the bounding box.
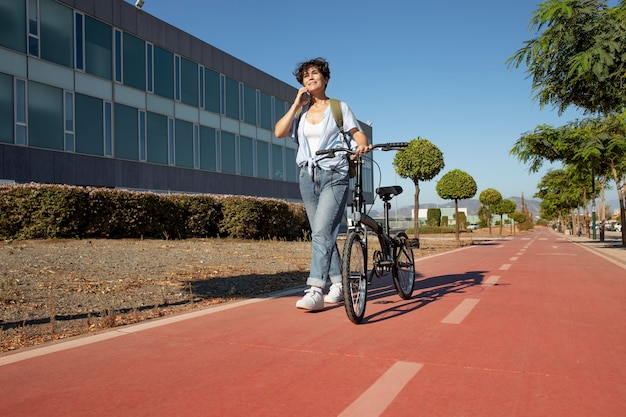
[315,142,408,157]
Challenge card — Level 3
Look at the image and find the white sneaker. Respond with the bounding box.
[324,283,344,303]
[296,288,324,311]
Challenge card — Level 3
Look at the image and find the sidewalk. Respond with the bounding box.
[561,229,626,266]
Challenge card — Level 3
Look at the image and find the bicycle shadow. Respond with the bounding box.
[360,270,488,324]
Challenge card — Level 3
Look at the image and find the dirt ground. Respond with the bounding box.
[0,233,488,352]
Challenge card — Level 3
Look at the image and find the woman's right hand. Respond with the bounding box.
[296,87,310,107]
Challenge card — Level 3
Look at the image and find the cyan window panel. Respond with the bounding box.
[27,58,74,90]
[199,125,216,171]
[256,140,269,179]
[203,67,220,114]
[220,131,236,174]
[285,148,297,182]
[0,48,27,78]
[174,102,198,123]
[75,71,112,101]
[224,76,238,120]
[29,81,63,151]
[114,83,145,109]
[146,94,174,117]
[85,16,112,80]
[123,32,145,91]
[243,84,255,125]
[0,72,13,143]
[199,109,220,129]
[147,111,168,164]
[271,144,283,180]
[239,122,256,139]
[180,57,198,106]
[239,136,253,177]
[274,98,287,126]
[114,103,138,161]
[40,0,73,68]
[175,119,193,168]
[153,46,173,99]
[0,0,26,53]
[220,117,238,135]
[259,91,271,130]
[75,93,104,156]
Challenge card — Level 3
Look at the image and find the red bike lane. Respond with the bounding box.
[1,228,625,416]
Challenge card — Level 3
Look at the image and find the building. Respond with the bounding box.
[0,0,374,202]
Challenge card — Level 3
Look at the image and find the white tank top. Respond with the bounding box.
[303,119,324,154]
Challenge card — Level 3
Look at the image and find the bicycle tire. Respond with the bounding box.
[392,232,415,299]
[342,231,367,324]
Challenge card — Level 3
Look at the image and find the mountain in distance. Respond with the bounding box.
[371,197,541,218]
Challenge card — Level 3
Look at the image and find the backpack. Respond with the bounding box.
[296,99,356,178]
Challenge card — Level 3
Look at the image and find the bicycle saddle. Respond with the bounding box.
[376,186,403,198]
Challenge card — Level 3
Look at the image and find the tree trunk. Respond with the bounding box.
[413,181,420,240]
[609,163,626,246]
[454,199,460,240]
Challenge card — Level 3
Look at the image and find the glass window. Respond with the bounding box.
[104,101,112,156]
[85,16,112,80]
[40,0,73,67]
[114,103,138,160]
[259,92,272,130]
[198,66,204,108]
[168,117,175,165]
[154,46,173,99]
[199,126,216,171]
[220,131,236,173]
[240,136,254,177]
[174,55,181,101]
[139,110,146,161]
[64,91,74,151]
[285,148,297,182]
[75,93,103,155]
[272,144,284,180]
[147,112,168,164]
[0,0,26,53]
[180,57,198,106]
[74,12,84,70]
[0,73,13,143]
[193,124,200,169]
[203,68,220,113]
[114,29,122,83]
[15,79,27,145]
[123,32,145,90]
[175,119,193,168]
[27,0,39,56]
[224,76,239,120]
[29,81,63,150]
[274,98,288,127]
[256,141,269,179]
[146,43,153,92]
[243,85,256,125]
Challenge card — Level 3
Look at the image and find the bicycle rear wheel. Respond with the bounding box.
[392,232,415,299]
[342,231,367,324]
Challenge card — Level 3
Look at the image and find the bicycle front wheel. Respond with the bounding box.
[342,231,367,324]
[392,232,415,300]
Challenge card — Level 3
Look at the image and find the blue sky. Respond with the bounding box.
[129,0,609,210]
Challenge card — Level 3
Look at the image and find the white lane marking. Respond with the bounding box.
[499,264,511,270]
[510,257,519,261]
[516,252,523,256]
[482,276,500,286]
[338,361,423,417]
[441,298,480,324]
[0,287,304,366]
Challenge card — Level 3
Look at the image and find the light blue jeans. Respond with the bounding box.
[299,166,349,289]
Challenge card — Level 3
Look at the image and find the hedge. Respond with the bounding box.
[0,183,310,241]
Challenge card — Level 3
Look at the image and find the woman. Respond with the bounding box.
[274,57,370,311]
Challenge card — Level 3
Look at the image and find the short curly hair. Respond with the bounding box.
[293,57,331,85]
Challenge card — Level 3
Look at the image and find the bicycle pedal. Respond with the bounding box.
[408,238,420,248]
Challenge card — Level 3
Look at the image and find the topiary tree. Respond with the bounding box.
[393,138,445,238]
[426,208,441,227]
[492,199,517,237]
[436,169,477,240]
[479,188,503,237]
